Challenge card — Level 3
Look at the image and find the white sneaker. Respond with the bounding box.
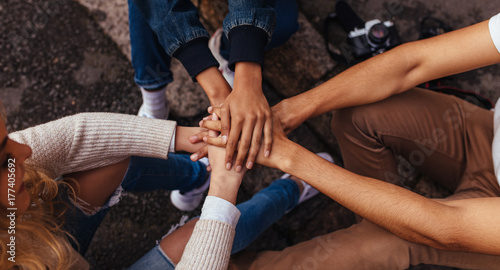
[137,101,169,120]
[282,152,333,212]
[209,28,234,88]
[170,158,211,211]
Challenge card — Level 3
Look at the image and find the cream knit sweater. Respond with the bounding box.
[10,112,235,269]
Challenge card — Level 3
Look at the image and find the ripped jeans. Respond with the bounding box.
[61,154,207,256]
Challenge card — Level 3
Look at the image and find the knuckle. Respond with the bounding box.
[239,143,250,153]
[227,140,237,149]
[254,136,262,145]
[248,114,257,122]
[265,141,272,148]
[234,115,245,123]
[236,156,245,164]
[247,149,257,159]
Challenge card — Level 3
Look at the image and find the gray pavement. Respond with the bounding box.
[1,0,499,269]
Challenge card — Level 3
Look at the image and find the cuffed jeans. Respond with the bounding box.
[128,0,299,89]
[230,89,500,270]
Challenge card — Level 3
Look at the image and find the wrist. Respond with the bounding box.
[196,67,231,105]
[207,174,242,204]
[271,141,303,180]
[275,140,298,173]
[233,62,262,91]
[174,126,187,152]
[170,128,177,153]
[273,99,299,134]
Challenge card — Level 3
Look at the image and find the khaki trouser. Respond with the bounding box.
[230,89,500,270]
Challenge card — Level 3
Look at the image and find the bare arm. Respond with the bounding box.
[263,139,500,255]
[196,67,231,106]
[276,20,500,132]
[176,113,245,269]
[202,110,500,255]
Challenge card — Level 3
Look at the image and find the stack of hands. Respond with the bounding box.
[186,105,290,204]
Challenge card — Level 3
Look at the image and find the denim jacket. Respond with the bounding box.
[132,0,276,79]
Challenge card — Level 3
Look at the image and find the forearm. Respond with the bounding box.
[10,113,176,178]
[176,218,235,270]
[207,174,241,205]
[280,142,461,250]
[233,62,262,92]
[196,67,231,106]
[279,20,499,131]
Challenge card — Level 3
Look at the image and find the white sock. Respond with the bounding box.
[139,87,168,117]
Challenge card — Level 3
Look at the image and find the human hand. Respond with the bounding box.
[207,113,247,204]
[175,126,208,154]
[271,99,306,134]
[201,107,291,171]
[219,62,272,172]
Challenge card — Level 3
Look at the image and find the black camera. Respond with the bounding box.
[332,1,402,60]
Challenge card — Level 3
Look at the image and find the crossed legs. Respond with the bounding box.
[230,88,500,270]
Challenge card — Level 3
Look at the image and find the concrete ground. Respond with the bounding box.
[1,0,499,269]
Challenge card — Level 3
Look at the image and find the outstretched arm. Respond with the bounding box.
[9,113,207,178]
[216,0,277,172]
[9,113,176,178]
[202,106,500,255]
[176,114,246,269]
[275,19,500,132]
[219,62,272,172]
[268,141,500,255]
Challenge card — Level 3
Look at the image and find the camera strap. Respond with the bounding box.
[323,12,362,66]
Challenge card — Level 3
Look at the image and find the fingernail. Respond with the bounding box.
[236,165,242,172]
[247,161,253,169]
[189,135,197,142]
[203,137,207,142]
[212,113,217,120]
[208,106,212,112]
[265,151,270,158]
[199,120,204,126]
[226,163,232,170]
[191,154,198,161]
[222,136,227,144]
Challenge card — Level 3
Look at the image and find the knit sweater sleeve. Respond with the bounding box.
[176,219,235,270]
[9,112,176,178]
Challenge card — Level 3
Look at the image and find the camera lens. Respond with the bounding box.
[368,23,389,45]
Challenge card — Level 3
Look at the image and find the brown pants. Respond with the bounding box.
[230,89,500,270]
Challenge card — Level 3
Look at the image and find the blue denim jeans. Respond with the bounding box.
[62,153,300,268]
[219,0,299,60]
[61,154,207,256]
[128,178,300,269]
[128,0,298,89]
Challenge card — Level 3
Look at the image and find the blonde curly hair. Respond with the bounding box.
[0,167,78,269]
